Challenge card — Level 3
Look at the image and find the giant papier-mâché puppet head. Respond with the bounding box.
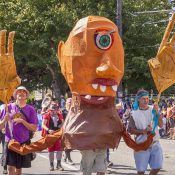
[58,16,124,104]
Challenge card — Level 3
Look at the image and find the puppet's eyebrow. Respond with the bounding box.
[95,29,116,35]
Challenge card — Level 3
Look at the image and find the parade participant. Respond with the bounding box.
[58,16,124,175]
[41,99,64,171]
[106,149,113,167]
[167,105,175,139]
[128,89,163,175]
[0,86,38,175]
[0,104,7,174]
[63,97,74,165]
[36,109,43,131]
[60,95,66,109]
[41,93,52,115]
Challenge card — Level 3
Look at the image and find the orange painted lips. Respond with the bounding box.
[92,78,117,86]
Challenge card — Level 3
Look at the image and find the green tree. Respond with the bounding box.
[0,0,173,97]
[123,0,171,93]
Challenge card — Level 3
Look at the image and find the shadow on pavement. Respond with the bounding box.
[107,164,167,175]
[110,164,135,170]
[23,170,79,175]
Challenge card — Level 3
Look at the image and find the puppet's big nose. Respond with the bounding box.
[96,54,122,79]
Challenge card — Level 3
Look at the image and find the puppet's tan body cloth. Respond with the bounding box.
[62,97,123,150]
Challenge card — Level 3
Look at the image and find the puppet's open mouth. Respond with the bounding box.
[91,78,117,92]
[80,95,110,104]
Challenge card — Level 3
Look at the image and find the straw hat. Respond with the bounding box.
[13,86,30,99]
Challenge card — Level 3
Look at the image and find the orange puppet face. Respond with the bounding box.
[58,16,124,103]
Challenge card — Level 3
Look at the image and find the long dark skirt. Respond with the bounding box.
[2,140,32,169]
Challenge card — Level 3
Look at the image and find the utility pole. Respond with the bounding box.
[116,0,123,37]
[116,0,123,102]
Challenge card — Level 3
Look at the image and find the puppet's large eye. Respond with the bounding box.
[95,33,113,50]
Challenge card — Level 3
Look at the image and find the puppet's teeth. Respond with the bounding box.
[92,83,98,89]
[97,64,109,71]
[97,97,104,101]
[112,85,118,92]
[85,95,91,100]
[100,85,106,92]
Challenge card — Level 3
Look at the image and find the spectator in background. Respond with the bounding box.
[0,128,7,174]
[166,103,173,138]
[60,95,66,109]
[61,97,69,120]
[167,106,175,139]
[159,115,167,138]
[65,97,72,111]
[123,103,132,128]
[41,100,64,171]
[37,109,43,131]
[159,107,167,138]
[63,97,74,165]
[0,103,7,174]
[41,93,52,115]
[106,149,113,167]
[116,102,124,119]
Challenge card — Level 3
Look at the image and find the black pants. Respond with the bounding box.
[64,149,72,161]
[0,131,7,170]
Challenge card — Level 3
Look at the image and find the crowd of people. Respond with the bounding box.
[0,86,175,175]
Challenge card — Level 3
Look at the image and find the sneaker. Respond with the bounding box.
[67,159,74,165]
[56,164,64,171]
[107,161,113,167]
[106,170,111,174]
[50,166,54,171]
[3,170,8,174]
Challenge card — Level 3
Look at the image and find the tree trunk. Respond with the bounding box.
[46,64,61,99]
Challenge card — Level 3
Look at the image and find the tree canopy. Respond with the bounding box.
[0,0,173,96]
[123,0,171,94]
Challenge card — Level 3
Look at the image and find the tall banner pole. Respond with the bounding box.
[116,0,123,102]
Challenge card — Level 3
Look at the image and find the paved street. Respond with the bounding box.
[0,132,175,175]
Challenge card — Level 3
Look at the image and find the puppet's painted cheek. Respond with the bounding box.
[95,33,113,50]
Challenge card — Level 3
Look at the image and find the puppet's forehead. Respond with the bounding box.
[72,16,117,35]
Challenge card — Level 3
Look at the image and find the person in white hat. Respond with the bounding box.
[0,86,38,175]
[13,86,30,100]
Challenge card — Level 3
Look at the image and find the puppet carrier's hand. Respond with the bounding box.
[148,33,175,93]
[0,30,21,103]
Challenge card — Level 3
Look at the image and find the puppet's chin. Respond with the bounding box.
[80,95,110,105]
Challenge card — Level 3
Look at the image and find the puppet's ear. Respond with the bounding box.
[57,41,65,64]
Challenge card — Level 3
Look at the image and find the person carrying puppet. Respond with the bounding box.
[128,89,163,175]
[58,16,124,175]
